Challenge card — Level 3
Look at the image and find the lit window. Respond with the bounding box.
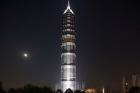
[67,24,71,26]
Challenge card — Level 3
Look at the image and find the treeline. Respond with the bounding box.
[0,81,140,93]
[0,82,54,93]
[128,87,140,93]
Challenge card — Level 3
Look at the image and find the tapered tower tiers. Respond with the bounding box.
[60,0,76,91]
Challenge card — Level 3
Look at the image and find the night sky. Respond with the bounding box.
[0,0,140,92]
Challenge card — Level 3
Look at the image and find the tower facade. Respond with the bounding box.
[60,1,76,91]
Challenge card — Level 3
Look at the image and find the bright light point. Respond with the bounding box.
[102,88,105,93]
[23,53,28,58]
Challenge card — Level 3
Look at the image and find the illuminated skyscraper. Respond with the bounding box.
[60,0,76,91]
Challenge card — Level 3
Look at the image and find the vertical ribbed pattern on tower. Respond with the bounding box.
[60,3,76,92]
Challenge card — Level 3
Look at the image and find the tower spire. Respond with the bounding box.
[64,0,74,14]
[67,0,70,9]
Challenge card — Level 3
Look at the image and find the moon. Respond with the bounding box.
[23,53,28,58]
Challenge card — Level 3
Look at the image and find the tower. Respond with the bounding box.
[60,0,76,91]
[122,77,129,93]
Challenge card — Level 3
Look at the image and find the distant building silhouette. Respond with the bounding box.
[122,74,140,93]
[132,75,140,87]
[123,77,129,93]
[0,81,6,93]
[56,89,63,93]
[65,88,73,93]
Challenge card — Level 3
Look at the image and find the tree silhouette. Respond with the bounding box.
[7,84,54,93]
[65,88,73,93]
[56,89,63,93]
[74,90,81,93]
[8,88,16,93]
[128,87,140,93]
[0,81,6,93]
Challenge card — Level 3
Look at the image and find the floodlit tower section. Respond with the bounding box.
[61,0,76,91]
